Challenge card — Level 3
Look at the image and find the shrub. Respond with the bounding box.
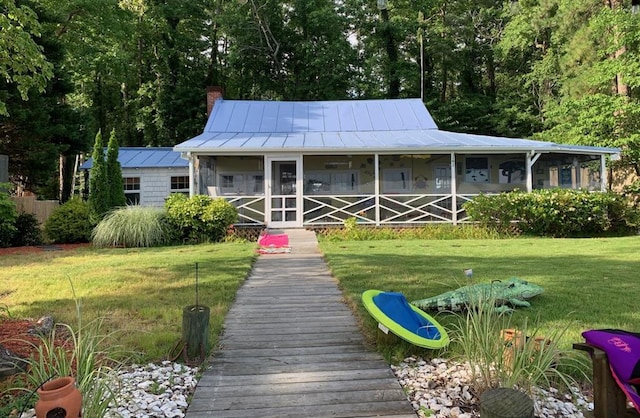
[44,198,93,243]
[0,185,17,247]
[92,206,169,248]
[464,189,632,237]
[11,212,43,247]
[165,194,238,243]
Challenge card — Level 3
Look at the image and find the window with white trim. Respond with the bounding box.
[170,176,189,195]
[218,172,264,195]
[464,157,489,183]
[304,171,358,194]
[123,177,140,205]
[382,168,411,193]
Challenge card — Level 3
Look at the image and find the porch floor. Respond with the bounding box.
[185,229,416,418]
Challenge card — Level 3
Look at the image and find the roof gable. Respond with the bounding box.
[203,98,438,134]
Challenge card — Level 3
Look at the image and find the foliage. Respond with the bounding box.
[105,129,126,208]
[88,131,109,219]
[164,194,238,243]
[450,297,586,395]
[464,189,633,237]
[92,206,170,248]
[0,185,18,247]
[11,212,43,247]
[0,0,53,116]
[44,197,93,243]
[319,219,510,242]
[16,286,121,417]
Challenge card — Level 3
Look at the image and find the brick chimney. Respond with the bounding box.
[206,86,224,117]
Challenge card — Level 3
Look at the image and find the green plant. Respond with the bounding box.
[464,189,633,237]
[13,282,123,417]
[0,184,18,247]
[11,212,43,247]
[106,129,126,208]
[88,130,109,220]
[92,206,170,248]
[165,194,238,243]
[449,296,587,396]
[44,197,93,243]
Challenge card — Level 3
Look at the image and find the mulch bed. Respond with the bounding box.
[0,243,91,256]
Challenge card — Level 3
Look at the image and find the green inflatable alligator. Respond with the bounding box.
[411,277,544,313]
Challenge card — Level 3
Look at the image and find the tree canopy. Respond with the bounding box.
[1,0,639,196]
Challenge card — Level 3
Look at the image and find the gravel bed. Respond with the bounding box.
[18,356,593,417]
[392,356,593,418]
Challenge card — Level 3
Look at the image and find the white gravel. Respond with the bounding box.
[19,356,593,418]
[392,356,593,418]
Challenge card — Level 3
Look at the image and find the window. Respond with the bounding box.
[218,173,264,195]
[434,165,451,191]
[123,177,140,205]
[171,176,189,190]
[382,168,411,193]
[465,157,489,183]
[304,171,359,194]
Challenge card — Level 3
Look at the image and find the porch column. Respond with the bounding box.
[374,154,380,226]
[600,154,608,192]
[187,152,195,197]
[526,151,541,192]
[450,153,457,225]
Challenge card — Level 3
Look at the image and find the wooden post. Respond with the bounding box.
[479,387,534,418]
[182,305,210,361]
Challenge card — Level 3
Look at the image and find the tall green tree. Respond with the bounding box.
[106,129,126,208]
[88,130,109,218]
[0,0,53,115]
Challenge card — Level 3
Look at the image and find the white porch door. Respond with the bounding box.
[266,156,302,228]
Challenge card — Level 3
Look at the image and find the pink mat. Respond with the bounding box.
[258,234,289,247]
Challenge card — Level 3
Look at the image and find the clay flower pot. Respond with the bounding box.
[35,376,82,418]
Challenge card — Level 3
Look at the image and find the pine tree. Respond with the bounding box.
[106,129,126,207]
[88,130,109,218]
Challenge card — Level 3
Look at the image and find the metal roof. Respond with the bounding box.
[174,98,619,156]
[80,147,188,170]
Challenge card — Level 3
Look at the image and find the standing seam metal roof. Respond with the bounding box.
[174,98,619,155]
[80,147,188,169]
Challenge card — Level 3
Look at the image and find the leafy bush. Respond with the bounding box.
[165,194,238,243]
[44,197,93,243]
[0,186,17,247]
[92,206,170,248]
[11,212,43,247]
[464,189,632,237]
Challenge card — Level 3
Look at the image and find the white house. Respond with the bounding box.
[80,147,189,207]
[173,94,620,229]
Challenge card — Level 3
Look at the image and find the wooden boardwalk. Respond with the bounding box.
[185,229,416,418]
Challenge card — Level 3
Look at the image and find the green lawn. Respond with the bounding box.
[0,243,256,362]
[2,236,639,366]
[319,236,640,361]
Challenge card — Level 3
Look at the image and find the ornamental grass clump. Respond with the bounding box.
[92,206,169,248]
[450,295,587,397]
[11,282,124,417]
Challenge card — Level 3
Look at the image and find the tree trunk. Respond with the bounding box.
[182,305,210,362]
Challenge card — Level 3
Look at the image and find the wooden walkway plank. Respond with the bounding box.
[185,229,416,418]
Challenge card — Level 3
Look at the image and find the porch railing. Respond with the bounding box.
[217,193,483,226]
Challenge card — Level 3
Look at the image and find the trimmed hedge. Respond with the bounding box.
[165,194,238,243]
[463,189,633,237]
[44,197,94,243]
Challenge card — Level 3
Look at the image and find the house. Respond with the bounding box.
[173,91,620,228]
[80,147,189,207]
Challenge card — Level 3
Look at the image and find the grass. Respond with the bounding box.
[318,236,640,363]
[0,242,256,362]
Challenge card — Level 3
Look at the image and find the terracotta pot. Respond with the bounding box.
[35,376,82,418]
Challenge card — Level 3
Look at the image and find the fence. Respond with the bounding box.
[10,196,59,225]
